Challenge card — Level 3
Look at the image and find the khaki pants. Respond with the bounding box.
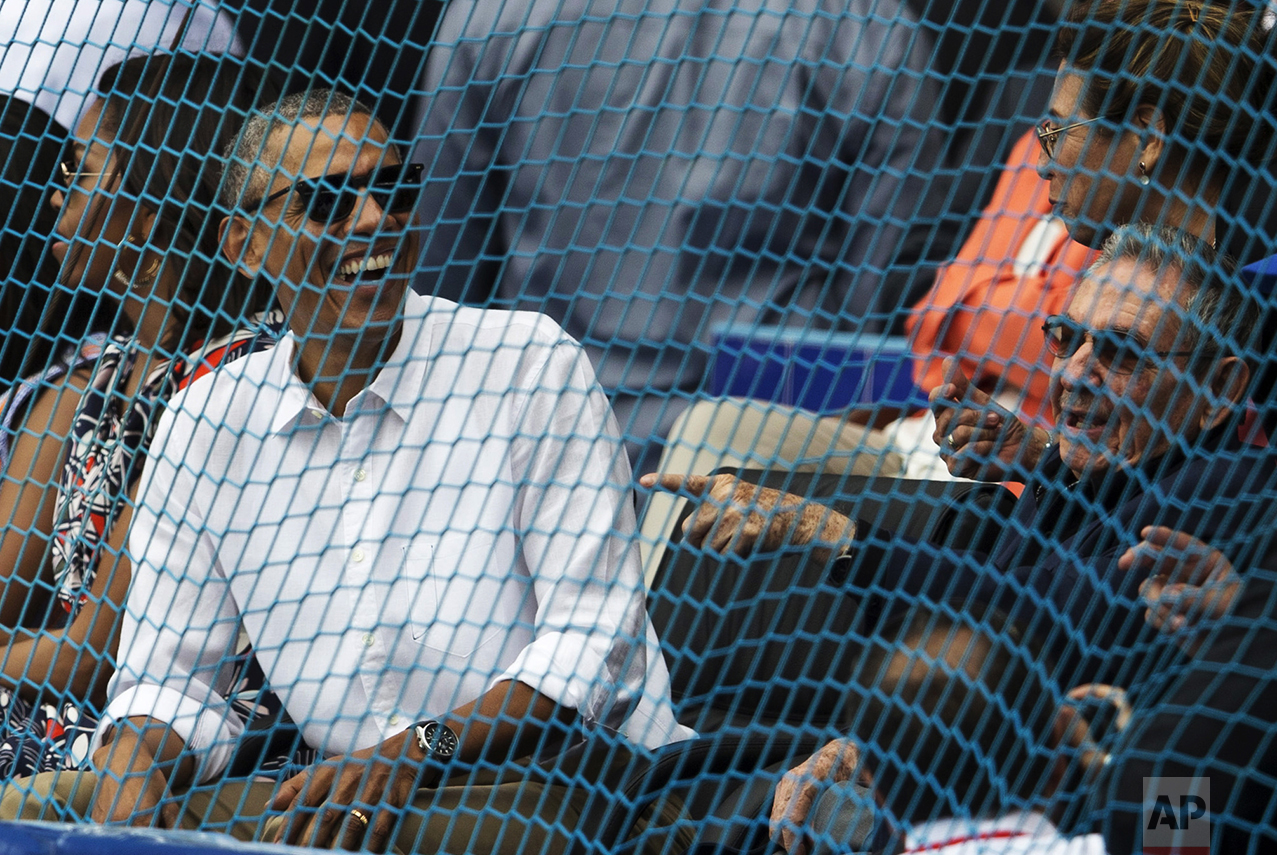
[0,762,693,855]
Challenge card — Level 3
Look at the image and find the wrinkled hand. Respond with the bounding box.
[639,473,855,556]
[1121,526,1241,649]
[929,358,1046,481]
[1051,684,1132,783]
[89,736,181,828]
[272,731,423,852]
[1056,684,1132,746]
[770,739,868,855]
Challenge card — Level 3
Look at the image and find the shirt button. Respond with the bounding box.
[309,409,324,420]
[362,633,376,648]
[351,548,365,563]
[389,713,402,726]
[355,468,367,482]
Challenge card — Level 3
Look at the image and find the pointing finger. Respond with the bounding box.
[640,473,711,495]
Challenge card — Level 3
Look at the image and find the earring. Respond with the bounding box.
[1137,161,1151,187]
[112,234,160,292]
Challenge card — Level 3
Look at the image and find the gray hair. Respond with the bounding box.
[219,89,378,210]
[1088,223,1249,367]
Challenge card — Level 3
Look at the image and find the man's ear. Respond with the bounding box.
[219,214,263,279]
[1201,356,1251,430]
[1132,104,1167,178]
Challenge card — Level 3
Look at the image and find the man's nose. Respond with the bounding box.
[346,190,390,234]
[1056,342,1102,390]
[1036,145,1053,181]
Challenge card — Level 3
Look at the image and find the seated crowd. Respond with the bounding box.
[0,1,1273,854]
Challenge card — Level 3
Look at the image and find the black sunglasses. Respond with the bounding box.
[246,162,424,223]
[1041,314,1199,375]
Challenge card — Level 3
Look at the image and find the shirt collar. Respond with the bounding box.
[361,292,431,423]
[267,291,433,432]
[266,335,316,434]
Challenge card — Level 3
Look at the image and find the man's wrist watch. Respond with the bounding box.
[413,720,460,788]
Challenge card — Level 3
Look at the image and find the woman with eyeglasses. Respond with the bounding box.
[648,0,1275,506]
[0,53,283,777]
[927,0,1276,480]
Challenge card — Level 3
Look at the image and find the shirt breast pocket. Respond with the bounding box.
[402,536,510,658]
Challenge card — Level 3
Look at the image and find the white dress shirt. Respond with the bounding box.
[0,0,241,130]
[106,293,692,781]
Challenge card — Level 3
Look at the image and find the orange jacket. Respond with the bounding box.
[906,129,1099,426]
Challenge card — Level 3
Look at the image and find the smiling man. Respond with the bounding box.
[650,224,1277,843]
[648,224,1272,686]
[0,90,692,853]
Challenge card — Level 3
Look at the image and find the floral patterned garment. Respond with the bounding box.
[0,689,97,777]
[0,334,108,467]
[50,313,285,618]
[0,628,317,780]
[0,311,317,779]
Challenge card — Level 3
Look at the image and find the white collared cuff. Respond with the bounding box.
[95,684,242,783]
[495,636,695,750]
[493,634,603,718]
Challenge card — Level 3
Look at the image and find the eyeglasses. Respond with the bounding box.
[1042,314,1200,375]
[57,151,108,188]
[1035,116,1105,160]
[245,162,424,224]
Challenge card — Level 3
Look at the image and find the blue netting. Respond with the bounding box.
[0,1,1275,854]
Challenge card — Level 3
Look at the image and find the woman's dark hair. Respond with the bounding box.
[26,53,282,375]
[1054,1,1275,190]
[98,52,282,353]
[0,97,75,389]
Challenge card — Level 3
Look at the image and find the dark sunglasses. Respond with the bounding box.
[1041,314,1199,375]
[245,162,424,223]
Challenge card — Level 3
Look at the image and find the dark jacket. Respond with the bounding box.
[839,427,1277,687]
[1092,570,1277,854]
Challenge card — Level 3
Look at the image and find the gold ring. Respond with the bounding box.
[349,808,370,827]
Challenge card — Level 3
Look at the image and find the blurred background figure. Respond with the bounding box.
[229,0,441,141]
[414,0,964,472]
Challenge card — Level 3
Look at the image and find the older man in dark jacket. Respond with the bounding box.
[647,223,1277,847]
[648,224,1274,686]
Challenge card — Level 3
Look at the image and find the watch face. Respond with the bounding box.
[416,721,459,759]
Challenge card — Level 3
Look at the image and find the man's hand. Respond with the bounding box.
[930,358,1046,481]
[1049,684,1132,789]
[272,682,560,851]
[1121,526,1241,652]
[639,473,855,556]
[89,720,188,828]
[271,731,424,852]
[770,739,867,855]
